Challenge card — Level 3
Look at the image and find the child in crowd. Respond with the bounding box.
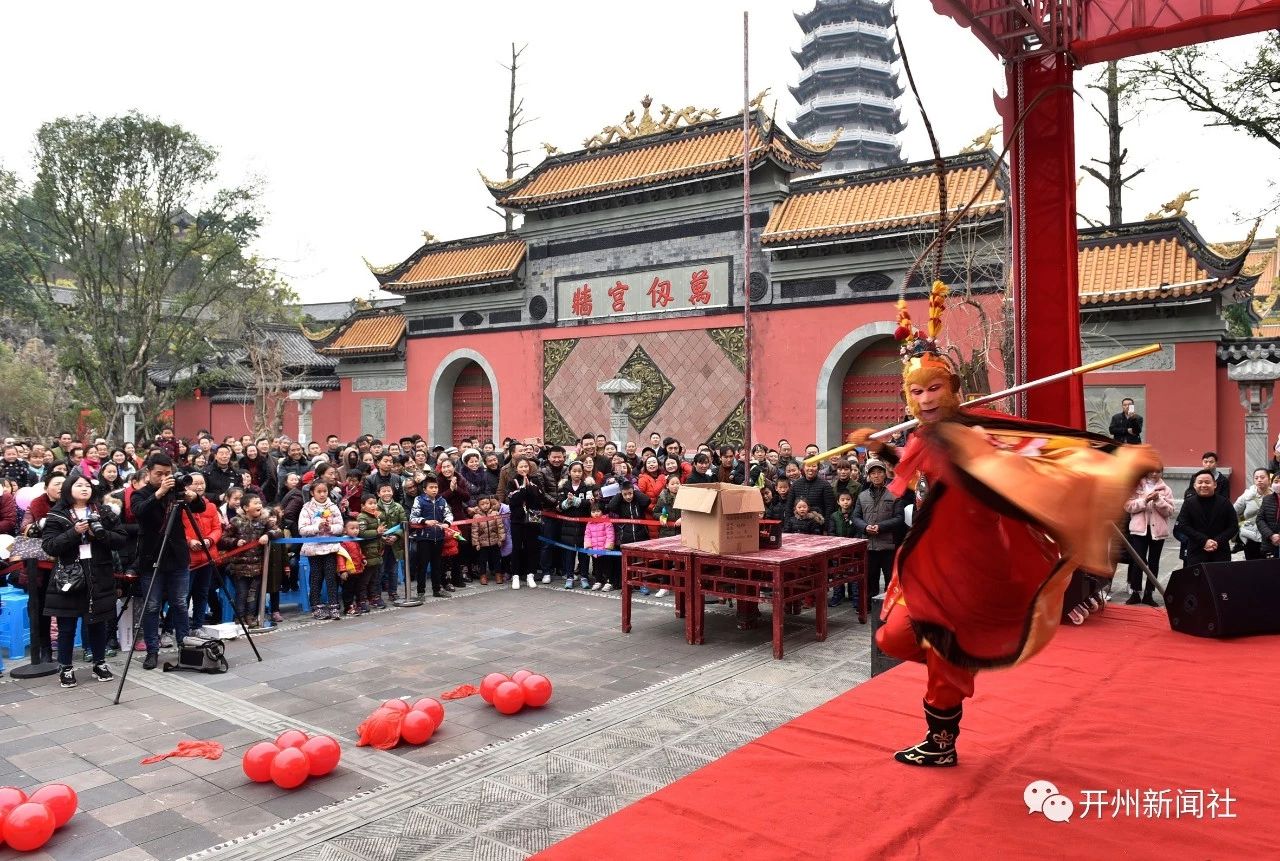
[770,477,792,521]
[761,485,784,524]
[784,498,825,535]
[356,494,385,610]
[409,477,452,598]
[341,470,365,520]
[337,519,369,615]
[217,493,279,624]
[827,490,859,607]
[376,483,406,603]
[469,495,506,585]
[582,500,614,591]
[654,476,681,539]
[266,506,290,622]
[298,480,344,620]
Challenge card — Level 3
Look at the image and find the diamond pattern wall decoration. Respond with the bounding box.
[707,327,745,373]
[543,396,576,446]
[617,346,674,431]
[543,338,578,387]
[707,400,746,449]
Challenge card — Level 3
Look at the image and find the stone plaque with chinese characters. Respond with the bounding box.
[556,261,731,321]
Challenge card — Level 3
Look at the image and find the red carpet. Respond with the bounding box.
[539,607,1277,860]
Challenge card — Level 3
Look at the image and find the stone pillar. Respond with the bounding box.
[597,378,642,446]
[289,389,323,447]
[1228,359,1280,476]
[115,394,145,445]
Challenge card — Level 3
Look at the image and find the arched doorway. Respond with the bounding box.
[815,321,898,449]
[841,338,903,437]
[451,361,493,444]
[428,349,500,447]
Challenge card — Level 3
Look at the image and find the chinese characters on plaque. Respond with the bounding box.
[557,261,731,321]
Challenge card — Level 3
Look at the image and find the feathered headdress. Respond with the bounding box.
[896,281,959,388]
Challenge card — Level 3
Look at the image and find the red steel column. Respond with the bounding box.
[1001,53,1084,427]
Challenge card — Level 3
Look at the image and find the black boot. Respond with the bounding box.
[895,700,961,767]
[1141,589,1159,607]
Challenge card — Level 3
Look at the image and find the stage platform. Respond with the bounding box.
[538,606,1278,860]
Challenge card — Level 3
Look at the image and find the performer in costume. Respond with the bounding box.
[847,282,1160,767]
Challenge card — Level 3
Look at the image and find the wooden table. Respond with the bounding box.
[620,537,706,644]
[694,535,866,659]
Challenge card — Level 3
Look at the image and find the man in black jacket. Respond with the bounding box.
[787,460,837,519]
[202,444,241,503]
[1108,397,1144,444]
[538,447,570,583]
[133,453,208,670]
[363,453,404,504]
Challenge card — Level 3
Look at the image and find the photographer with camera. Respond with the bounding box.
[40,474,127,688]
[132,453,207,670]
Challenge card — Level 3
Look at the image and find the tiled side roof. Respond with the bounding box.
[1077,219,1256,307]
[381,239,525,294]
[1077,237,1212,304]
[761,162,1003,244]
[495,124,822,208]
[321,314,405,357]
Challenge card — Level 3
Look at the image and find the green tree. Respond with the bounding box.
[0,112,292,438]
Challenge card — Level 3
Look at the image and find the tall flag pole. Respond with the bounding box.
[741,9,754,485]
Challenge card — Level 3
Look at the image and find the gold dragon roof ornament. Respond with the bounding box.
[583,95,721,149]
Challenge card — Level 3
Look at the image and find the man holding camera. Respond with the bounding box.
[132,453,207,670]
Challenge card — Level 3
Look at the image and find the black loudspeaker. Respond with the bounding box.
[870,593,903,676]
[1165,559,1280,638]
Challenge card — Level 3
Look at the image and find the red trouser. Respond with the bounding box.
[876,601,975,710]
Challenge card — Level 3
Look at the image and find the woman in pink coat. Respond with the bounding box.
[1123,468,1175,605]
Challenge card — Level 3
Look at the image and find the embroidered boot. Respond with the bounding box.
[894,700,961,767]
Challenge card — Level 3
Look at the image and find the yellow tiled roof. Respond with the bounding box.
[761,165,1003,244]
[382,239,526,293]
[1077,236,1215,305]
[496,127,820,207]
[322,315,405,356]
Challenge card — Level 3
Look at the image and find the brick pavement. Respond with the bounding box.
[0,582,874,861]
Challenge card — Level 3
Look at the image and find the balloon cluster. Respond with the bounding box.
[242,731,342,789]
[480,670,553,715]
[356,698,445,750]
[0,784,77,852]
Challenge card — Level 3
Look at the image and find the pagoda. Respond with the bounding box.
[790,0,905,175]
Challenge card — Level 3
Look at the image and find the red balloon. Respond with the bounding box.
[275,729,309,750]
[300,736,342,777]
[520,674,553,708]
[492,680,525,715]
[2,802,55,852]
[381,698,410,713]
[0,794,24,848]
[400,710,436,745]
[479,672,509,704]
[411,698,445,727]
[0,787,26,809]
[29,784,77,828]
[270,747,310,789]
[242,742,281,783]
[511,669,534,685]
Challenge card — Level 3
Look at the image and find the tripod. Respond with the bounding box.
[114,490,261,704]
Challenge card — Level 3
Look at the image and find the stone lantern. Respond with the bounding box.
[1228,358,1280,475]
[597,378,642,446]
[115,394,145,445]
[289,389,323,446]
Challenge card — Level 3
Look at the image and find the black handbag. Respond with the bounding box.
[52,559,86,593]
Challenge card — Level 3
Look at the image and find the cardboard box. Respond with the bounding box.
[673,483,765,555]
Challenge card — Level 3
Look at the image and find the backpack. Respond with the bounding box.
[164,637,229,674]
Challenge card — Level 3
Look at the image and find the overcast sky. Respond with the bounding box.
[3,2,1274,303]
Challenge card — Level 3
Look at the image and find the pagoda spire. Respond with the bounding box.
[790,0,905,175]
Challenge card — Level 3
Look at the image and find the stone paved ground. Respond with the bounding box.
[0,582,875,861]
[0,536,1189,861]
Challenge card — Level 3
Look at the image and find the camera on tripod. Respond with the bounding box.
[174,471,197,489]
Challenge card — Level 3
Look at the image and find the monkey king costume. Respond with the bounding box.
[849,283,1160,767]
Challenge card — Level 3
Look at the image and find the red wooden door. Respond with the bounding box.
[841,340,903,436]
[451,362,493,444]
